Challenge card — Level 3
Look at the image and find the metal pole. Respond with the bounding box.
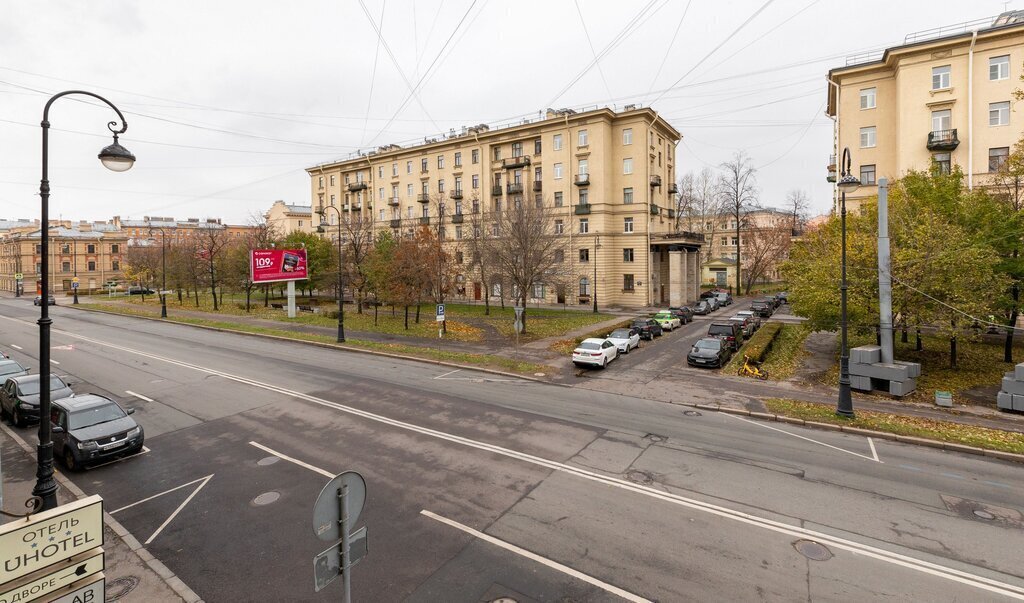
[877,178,893,364]
[337,221,345,343]
[72,237,79,305]
[592,234,598,313]
[34,112,58,510]
[340,483,351,603]
[837,187,854,417]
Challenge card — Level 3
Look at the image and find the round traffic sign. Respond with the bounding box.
[312,471,366,542]
[72,277,80,283]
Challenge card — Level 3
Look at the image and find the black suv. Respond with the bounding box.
[630,318,664,341]
[2,374,73,427]
[707,322,743,351]
[750,299,773,318]
[51,394,144,470]
[668,306,694,324]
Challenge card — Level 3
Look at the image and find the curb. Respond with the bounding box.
[69,305,561,386]
[665,401,1024,464]
[0,421,203,602]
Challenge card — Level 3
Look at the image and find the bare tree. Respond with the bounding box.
[464,194,498,315]
[674,172,696,232]
[196,225,230,310]
[740,224,792,294]
[785,189,810,233]
[678,168,724,267]
[336,213,376,313]
[719,152,759,293]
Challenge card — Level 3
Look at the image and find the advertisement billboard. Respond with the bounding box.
[251,248,308,283]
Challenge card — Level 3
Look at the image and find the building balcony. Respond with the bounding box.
[347,182,367,192]
[491,185,503,196]
[574,204,591,215]
[342,204,352,212]
[667,208,676,219]
[650,175,662,188]
[506,183,524,195]
[532,181,542,192]
[419,217,431,225]
[417,194,431,203]
[451,214,464,224]
[826,169,837,183]
[574,174,590,186]
[387,197,400,206]
[501,155,531,169]
[827,154,836,171]
[390,219,402,229]
[927,128,959,151]
[668,183,679,195]
[650,204,660,216]
[449,189,464,200]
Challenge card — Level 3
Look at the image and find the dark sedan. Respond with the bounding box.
[630,318,664,341]
[2,374,74,427]
[51,394,144,471]
[669,306,694,324]
[33,295,56,306]
[687,337,732,368]
[692,300,712,315]
[750,299,773,318]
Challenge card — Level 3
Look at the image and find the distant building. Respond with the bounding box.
[679,208,797,288]
[827,11,1024,212]
[0,222,129,294]
[115,216,255,246]
[264,200,313,235]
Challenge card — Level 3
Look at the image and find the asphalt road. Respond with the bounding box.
[2,295,1023,602]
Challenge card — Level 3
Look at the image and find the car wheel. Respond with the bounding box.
[12,407,24,428]
[602,358,608,369]
[63,448,78,472]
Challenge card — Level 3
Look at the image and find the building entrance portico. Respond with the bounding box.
[649,234,702,307]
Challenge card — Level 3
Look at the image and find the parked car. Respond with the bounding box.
[735,310,762,331]
[127,286,155,295]
[715,292,733,307]
[0,360,30,381]
[728,315,755,339]
[33,295,56,306]
[750,299,773,318]
[776,291,789,304]
[631,318,663,340]
[2,374,74,427]
[700,290,718,300]
[668,306,694,324]
[652,311,682,331]
[707,322,743,351]
[687,337,732,368]
[606,328,641,354]
[706,297,720,312]
[693,301,712,316]
[572,338,619,369]
[51,394,144,471]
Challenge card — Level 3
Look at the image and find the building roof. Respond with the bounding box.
[25,228,108,239]
[0,219,37,230]
[284,204,312,215]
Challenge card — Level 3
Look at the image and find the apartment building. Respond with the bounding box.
[0,223,128,294]
[306,106,702,308]
[826,11,1024,212]
[265,200,314,235]
[115,216,255,246]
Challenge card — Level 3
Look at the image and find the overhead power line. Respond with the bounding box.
[644,0,692,99]
[573,0,615,103]
[360,0,387,146]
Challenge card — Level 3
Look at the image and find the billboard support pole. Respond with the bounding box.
[287,280,296,318]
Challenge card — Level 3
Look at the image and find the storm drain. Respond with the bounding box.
[793,539,833,561]
[257,456,280,466]
[683,410,702,417]
[106,575,140,601]
[974,510,996,521]
[253,491,281,506]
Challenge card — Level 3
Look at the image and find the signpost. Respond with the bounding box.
[250,248,308,318]
[436,304,445,338]
[71,278,79,290]
[312,472,368,599]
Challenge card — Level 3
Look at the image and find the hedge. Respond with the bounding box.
[743,322,783,362]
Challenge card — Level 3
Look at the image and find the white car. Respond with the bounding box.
[734,310,761,330]
[606,327,641,354]
[652,311,682,331]
[572,338,619,368]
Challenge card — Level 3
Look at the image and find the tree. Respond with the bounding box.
[334,213,376,313]
[282,230,333,296]
[464,195,498,315]
[989,135,1024,361]
[195,226,231,310]
[718,152,758,293]
[123,244,159,301]
[678,168,725,268]
[365,230,398,324]
[390,235,431,329]
[785,189,810,233]
[740,224,792,294]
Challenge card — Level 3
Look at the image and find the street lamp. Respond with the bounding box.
[592,233,600,313]
[148,226,168,318]
[34,91,134,511]
[836,147,860,418]
[317,207,346,343]
[71,237,78,305]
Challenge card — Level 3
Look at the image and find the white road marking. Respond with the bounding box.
[726,414,881,463]
[87,446,150,470]
[10,344,22,350]
[49,359,60,365]
[4,316,1021,599]
[433,369,461,379]
[125,390,155,402]
[432,369,521,383]
[110,473,213,514]
[144,474,213,545]
[868,437,880,463]
[421,509,651,603]
[249,441,333,478]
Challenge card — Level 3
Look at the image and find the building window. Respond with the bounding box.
[379,209,385,221]
[438,179,445,193]
[623,274,635,291]
[623,248,634,262]
[86,244,96,253]
[623,187,633,204]
[298,220,304,227]
[579,219,589,234]
[579,189,589,205]
[931,109,951,133]
[579,248,589,262]
[87,261,96,271]
[860,164,876,185]
[493,147,501,161]
[532,283,545,299]
[112,260,120,271]
[62,261,71,272]
[407,161,412,174]
[990,101,1010,126]
[534,166,542,182]
[494,199,502,212]
[491,223,499,237]
[330,175,336,186]
[407,184,414,197]
[860,87,876,110]
[579,277,590,296]
[379,187,385,200]
[578,159,588,176]
[378,167,383,178]
[534,139,542,154]
[860,126,876,148]
[554,192,564,207]
[455,226,463,240]
[492,283,502,297]
[990,147,1010,172]
[624,217,634,233]
[554,219,564,234]
[422,204,430,218]
[421,158,428,172]
[553,134,563,151]
[454,152,462,167]
[472,174,479,189]
[555,249,564,263]
[455,251,463,264]
[623,158,633,175]
[330,194,336,206]
[721,237,728,245]
[472,149,479,164]
[932,65,950,90]
[578,129,588,147]
[623,128,632,145]
[437,155,445,169]
[407,206,414,218]
[111,244,119,253]
[554,163,564,179]
[392,163,398,176]
[512,142,523,157]
[318,177,324,189]
[990,55,1010,81]
[933,152,951,175]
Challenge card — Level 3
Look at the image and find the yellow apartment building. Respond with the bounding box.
[827,11,1024,212]
[0,223,128,295]
[264,201,314,236]
[306,106,702,309]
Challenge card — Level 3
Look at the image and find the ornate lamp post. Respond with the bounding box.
[836,147,861,418]
[317,206,346,343]
[34,91,135,511]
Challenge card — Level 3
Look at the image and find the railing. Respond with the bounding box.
[927,129,959,151]
[389,219,401,228]
[502,155,530,169]
[827,154,836,170]
[347,182,367,192]
[387,197,400,206]
[506,183,524,195]
[904,15,999,45]
[417,194,431,203]
[668,183,679,195]
[574,204,591,215]
[649,204,660,216]
[451,214,464,224]
[650,175,662,187]
[574,174,590,186]
[419,217,430,225]
[532,181,542,192]
[491,185,503,196]
[449,189,464,200]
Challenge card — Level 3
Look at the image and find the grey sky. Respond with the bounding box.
[0,0,1001,224]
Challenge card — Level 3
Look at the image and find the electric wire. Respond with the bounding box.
[573,0,615,103]
[360,0,388,146]
[643,0,691,100]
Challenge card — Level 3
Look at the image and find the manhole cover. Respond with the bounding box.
[625,470,655,485]
[257,456,280,466]
[793,539,832,561]
[974,510,995,520]
[253,491,281,506]
[106,575,140,601]
[683,410,702,417]
[490,599,518,603]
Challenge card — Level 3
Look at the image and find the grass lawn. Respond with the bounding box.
[725,324,811,380]
[764,398,1024,455]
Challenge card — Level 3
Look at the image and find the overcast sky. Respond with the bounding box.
[0,0,1005,225]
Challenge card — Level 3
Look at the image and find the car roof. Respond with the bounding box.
[696,337,721,344]
[53,394,115,411]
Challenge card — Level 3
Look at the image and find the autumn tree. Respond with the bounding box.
[989,134,1024,361]
[740,225,792,293]
[464,194,498,315]
[282,230,333,297]
[719,152,759,294]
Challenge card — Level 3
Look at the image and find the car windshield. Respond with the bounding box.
[695,339,721,350]
[631,321,649,327]
[577,342,601,351]
[68,402,126,430]
[19,377,66,396]
[0,363,25,377]
[709,325,733,335]
[609,330,631,338]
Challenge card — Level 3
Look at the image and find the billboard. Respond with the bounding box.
[250,248,308,283]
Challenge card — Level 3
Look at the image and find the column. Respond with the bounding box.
[687,250,699,303]
[668,249,683,307]
[679,247,688,306]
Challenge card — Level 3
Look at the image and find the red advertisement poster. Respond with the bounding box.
[250,248,308,283]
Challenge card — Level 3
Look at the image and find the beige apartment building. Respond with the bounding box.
[0,223,128,295]
[306,106,702,309]
[265,200,314,236]
[827,12,1024,212]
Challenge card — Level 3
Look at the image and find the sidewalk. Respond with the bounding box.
[1,423,200,602]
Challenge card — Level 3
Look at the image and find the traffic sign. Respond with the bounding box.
[313,526,368,592]
[14,272,23,280]
[71,281,79,289]
[312,471,366,542]
[436,303,445,322]
[72,277,79,284]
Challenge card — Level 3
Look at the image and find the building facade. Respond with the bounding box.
[115,216,255,246]
[306,106,701,308]
[264,201,314,236]
[0,223,128,295]
[826,12,1024,212]
[680,208,797,287]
